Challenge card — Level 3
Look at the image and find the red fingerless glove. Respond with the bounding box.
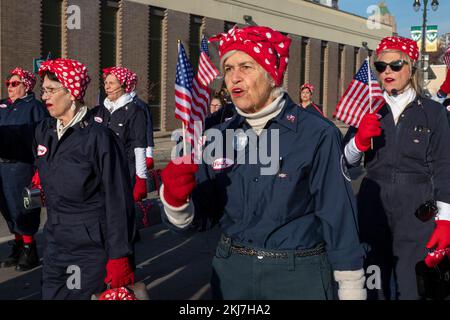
[146,157,154,170]
[133,176,147,202]
[161,155,198,208]
[104,257,134,289]
[355,113,382,152]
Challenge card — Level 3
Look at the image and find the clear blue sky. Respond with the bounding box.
[339,0,450,38]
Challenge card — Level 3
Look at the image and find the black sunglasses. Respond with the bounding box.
[374,60,409,73]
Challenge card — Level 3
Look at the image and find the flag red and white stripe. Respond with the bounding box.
[174,42,194,126]
[185,51,219,156]
[444,44,450,69]
[335,59,385,127]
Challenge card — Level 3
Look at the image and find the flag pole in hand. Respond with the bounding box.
[367,56,374,150]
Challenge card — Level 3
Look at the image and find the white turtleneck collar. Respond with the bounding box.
[104,92,133,114]
[383,86,416,125]
[56,106,88,140]
[235,94,285,135]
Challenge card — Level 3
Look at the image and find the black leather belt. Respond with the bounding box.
[221,235,326,258]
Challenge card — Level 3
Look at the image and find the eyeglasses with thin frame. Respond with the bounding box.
[374,60,409,73]
[40,86,66,97]
[5,80,23,88]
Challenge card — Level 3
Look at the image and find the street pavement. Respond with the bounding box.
[0,130,364,300]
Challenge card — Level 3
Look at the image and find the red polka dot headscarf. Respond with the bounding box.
[102,67,138,94]
[300,83,315,94]
[9,67,36,92]
[209,25,292,86]
[38,58,91,103]
[376,36,420,62]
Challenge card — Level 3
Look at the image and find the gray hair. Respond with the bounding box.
[220,50,285,99]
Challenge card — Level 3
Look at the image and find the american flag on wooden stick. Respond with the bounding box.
[335,59,385,127]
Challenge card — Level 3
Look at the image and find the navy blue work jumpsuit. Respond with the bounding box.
[343,96,450,300]
[92,102,147,182]
[0,93,48,236]
[204,103,237,131]
[133,96,155,149]
[0,110,135,299]
[304,102,324,117]
[163,94,365,300]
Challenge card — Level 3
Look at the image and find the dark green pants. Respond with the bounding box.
[211,237,335,300]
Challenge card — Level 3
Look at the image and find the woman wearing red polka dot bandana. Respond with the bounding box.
[159,25,367,300]
[299,83,324,116]
[0,58,136,299]
[343,36,450,299]
[0,67,48,272]
[93,67,148,204]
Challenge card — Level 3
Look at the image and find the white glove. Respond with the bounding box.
[334,269,367,300]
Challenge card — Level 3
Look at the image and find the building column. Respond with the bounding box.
[356,47,368,69]
[324,42,339,118]
[64,0,101,107]
[118,0,150,102]
[286,35,301,104]
[306,38,322,105]
[0,0,41,98]
[342,44,355,95]
[161,9,190,133]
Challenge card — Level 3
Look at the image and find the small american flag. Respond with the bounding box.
[185,35,219,158]
[175,42,194,126]
[335,59,384,128]
[444,44,450,69]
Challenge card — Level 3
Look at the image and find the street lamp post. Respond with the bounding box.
[413,0,439,94]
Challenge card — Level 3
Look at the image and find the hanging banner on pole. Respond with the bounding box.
[411,25,438,53]
[426,25,438,52]
[411,26,423,50]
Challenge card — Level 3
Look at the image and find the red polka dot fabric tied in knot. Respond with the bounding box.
[38,58,91,103]
[209,25,292,86]
[424,248,450,268]
[376,36,420,62]
[98,287,138,300]
[103,66,138,93]
[10,67,36,92]
[301,83,315,93]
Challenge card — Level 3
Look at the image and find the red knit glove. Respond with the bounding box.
[133,176,147,202]
[426,220,450,250]
[146,157,154,170]
[31,170,41,188]
[104,257,134,289]
[355,113,382,152]
[161,155,198,207]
